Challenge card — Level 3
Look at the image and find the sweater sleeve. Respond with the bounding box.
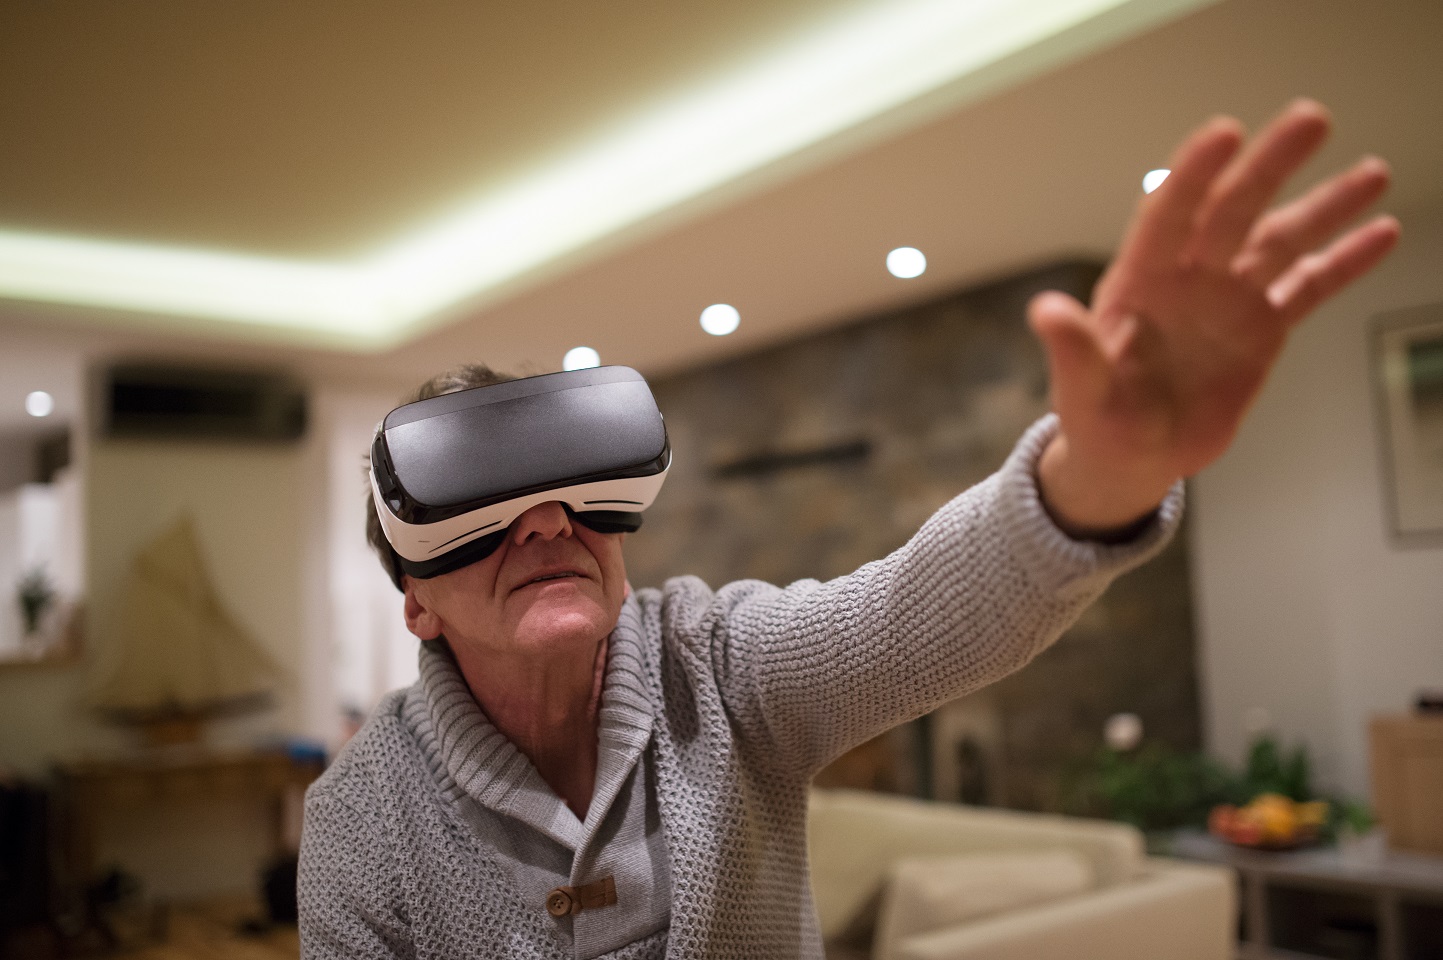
[690,414,1183,776]
[298,786,415,960]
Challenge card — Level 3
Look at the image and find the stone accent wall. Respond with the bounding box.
[623,261,1201,812]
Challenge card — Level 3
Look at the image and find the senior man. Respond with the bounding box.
[299,100,1398,958]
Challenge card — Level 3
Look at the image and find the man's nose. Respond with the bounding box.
[509,502,574,545]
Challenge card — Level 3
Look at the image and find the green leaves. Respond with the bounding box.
[1062,741,1232,833]
[1240,735,1312,803]
[1062,732,1363,841]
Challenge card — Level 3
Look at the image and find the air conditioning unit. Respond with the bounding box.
[100,363,307,442]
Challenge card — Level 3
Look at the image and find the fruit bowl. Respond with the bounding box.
[1209,794,1329,850]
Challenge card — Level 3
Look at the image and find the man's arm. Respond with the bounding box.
[684,100,1396,776]
[1031,99,1397,537]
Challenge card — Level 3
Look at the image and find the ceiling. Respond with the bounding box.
[4,0,1167,259]
[2,0,1441,437]
[1,0,1215,347]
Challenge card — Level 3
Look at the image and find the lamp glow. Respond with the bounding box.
[700,304,741,336]
[563,346,601,371]
[25,391,54,418]
[1103,712,1143,751]
[886,247,927,279]
[1142,168,1170,194]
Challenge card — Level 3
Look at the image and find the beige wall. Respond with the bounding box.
[0,376,417,778]
[85,437,309,744]
[0,434,309,776]
[308,384,418,749]
[1191,200,1443,800]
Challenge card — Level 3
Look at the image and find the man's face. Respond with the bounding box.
[401,501,628,663]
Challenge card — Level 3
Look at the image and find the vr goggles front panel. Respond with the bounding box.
[371,470,666,577]
[371,366,670,579]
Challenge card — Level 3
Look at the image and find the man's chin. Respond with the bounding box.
[511,602,615,650]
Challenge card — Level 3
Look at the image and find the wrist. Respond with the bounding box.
[1036,432,1175,542]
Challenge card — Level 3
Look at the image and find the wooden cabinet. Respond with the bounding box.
[53,747,322,898]
[1371,714,1443,857]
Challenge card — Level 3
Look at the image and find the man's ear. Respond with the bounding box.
[402,577,444,641]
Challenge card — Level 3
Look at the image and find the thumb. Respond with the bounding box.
[1027,291,1109,414]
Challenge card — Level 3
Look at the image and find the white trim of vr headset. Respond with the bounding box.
[371,468,671,563]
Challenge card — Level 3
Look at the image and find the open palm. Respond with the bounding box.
[1031,100,1399,534]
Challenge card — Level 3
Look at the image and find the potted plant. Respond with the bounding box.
[17,566,55,636]
[1065,722,1371,854]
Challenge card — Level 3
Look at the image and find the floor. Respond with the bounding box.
[5,898,303,960]
[107,899,298,960]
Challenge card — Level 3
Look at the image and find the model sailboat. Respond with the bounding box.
[88,514,282,745]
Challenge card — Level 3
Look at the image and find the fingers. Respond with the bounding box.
[1114,116,1243,271]
[1232,156,1391,287]
[1268,215,1401,325]
[1186,100,1333,269]
[1028,291,1109,412]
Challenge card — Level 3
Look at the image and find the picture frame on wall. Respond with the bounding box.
[1372,302,1443,545]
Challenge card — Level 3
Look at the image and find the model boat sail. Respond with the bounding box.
[88,514,282,744]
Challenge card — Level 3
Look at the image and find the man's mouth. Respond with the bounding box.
[521,570,584,587]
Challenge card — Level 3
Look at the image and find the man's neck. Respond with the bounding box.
[448,636,608,821]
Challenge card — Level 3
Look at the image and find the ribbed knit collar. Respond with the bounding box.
[414,594,654,849]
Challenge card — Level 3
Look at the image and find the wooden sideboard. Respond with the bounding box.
[52,746,324,898]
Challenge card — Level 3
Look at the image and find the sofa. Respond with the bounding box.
[808,788,1235,960]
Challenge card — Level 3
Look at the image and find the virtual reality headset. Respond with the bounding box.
[370,365,670,580]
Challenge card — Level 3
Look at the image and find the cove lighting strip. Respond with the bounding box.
[0,0,1215,349]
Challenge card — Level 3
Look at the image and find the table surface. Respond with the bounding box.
[1170,829,1443,898]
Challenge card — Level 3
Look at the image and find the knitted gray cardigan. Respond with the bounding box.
[299,416,1181,959]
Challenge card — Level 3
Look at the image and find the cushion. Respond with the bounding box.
[873,850,1095,960]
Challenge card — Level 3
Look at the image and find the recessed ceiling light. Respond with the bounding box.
[886,247,926,279]
[1142,168,1170,194]
[563,346,601,371]
[700,304,741,337]
[25,390,54,418]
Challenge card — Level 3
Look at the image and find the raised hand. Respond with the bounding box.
[1030,99,1400,538]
